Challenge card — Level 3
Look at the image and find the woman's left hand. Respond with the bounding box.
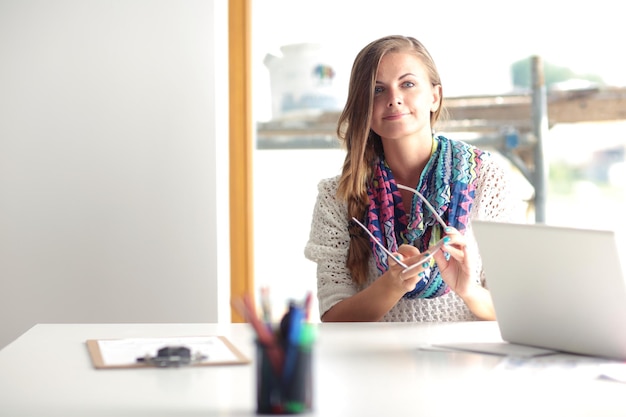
[433,227,474,297]
[434,226,495,320]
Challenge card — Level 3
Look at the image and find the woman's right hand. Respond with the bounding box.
[322,244,429,322]
[387,244,427,293]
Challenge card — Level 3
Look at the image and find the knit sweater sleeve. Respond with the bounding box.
[469,151,528,287]
[472,151,526,223]
[303,176,357,318]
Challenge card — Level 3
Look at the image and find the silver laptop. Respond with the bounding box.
[472,220,626,361]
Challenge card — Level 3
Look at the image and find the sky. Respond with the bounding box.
[252,0,626,121]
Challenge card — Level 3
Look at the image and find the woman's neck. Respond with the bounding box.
[382,135,434,188]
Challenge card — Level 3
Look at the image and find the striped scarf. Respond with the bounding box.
[365,135,484,299]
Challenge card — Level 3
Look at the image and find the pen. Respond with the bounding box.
[303,291,312,322]
[231,295,284,376]
[282,305,314,414]
[260,286,272,324]
[281,303,304,386]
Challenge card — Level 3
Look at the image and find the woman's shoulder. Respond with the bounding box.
[437,134,508,179]
[440,135,506,171]
[316,174,341,195]
[471,148,530,222]
[310,174,347,215]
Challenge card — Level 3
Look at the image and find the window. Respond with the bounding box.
[250,0,626,321]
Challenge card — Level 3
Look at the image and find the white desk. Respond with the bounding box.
[0,322,624,417]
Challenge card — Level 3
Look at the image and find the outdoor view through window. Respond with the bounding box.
[251,0,626,321]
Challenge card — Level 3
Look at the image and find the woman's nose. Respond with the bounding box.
[387,92,402,107]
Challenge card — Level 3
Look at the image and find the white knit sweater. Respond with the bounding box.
[304,152,523,322]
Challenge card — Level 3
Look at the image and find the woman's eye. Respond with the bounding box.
[374,86,384,94]
[402,81,415,88]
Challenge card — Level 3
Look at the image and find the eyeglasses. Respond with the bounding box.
[351,184,447,272]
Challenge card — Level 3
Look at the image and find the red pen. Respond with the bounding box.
[303,291,312,322]
[233,294,284,376]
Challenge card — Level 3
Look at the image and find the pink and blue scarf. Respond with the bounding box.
[364,135,485,299]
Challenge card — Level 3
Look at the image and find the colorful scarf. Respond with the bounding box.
[365,135,485,299]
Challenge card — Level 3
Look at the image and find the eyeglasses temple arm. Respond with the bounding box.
[396,184,448,230]
[350,217,409,269]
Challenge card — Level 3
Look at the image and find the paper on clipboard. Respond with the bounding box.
[86,335,250,369]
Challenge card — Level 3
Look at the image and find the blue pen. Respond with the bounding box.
[281,304,304,385]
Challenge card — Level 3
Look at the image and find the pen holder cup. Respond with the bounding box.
[255,340,314,415]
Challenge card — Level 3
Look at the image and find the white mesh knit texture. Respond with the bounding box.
[304,153,523,322]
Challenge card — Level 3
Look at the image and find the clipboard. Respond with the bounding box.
[86,335,250,369]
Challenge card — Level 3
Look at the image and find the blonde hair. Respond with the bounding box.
[336,35,444,285]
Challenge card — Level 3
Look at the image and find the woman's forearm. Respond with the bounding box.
[459,285,496,321]
[321,273,405,322]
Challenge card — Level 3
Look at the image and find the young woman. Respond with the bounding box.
[304,35,522,322]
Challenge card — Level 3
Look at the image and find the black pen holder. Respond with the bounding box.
[255,340,313,415]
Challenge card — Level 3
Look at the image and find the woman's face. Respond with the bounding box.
[370,52,441,142]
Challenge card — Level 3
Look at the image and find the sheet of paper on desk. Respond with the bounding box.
[97,336,244,367]
[426,342,557,358]
[426,343,626,383]
[495,355,626,383]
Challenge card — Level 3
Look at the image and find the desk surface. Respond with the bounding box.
[0,321,624,417]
